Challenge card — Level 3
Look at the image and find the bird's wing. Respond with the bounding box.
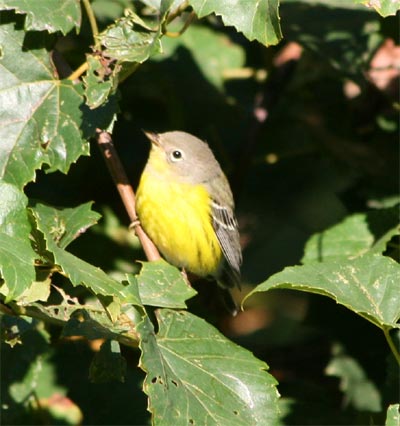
[210,199,242,289]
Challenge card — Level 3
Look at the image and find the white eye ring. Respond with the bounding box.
[170,150,183,161]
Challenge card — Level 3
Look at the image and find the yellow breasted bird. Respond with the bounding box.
[136,131,242,314]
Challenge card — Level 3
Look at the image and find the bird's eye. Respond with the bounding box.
[171,150,183,161]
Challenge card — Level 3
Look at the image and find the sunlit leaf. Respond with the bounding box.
[132,260,197,308]
[99,10,162,63]
[30,202,101,250]
[354,0,400,16]
[246,253,400,329]
[83,56,115,109]
[30,204,141,306]
[302,207,400,263]
[0,19,116,188]
[0,182,36,301]
[138,309,280,426]
[189,0,282,46]
[386,404,400,426]
[0,0,81,34]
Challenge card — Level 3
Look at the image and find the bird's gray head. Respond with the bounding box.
[143,131,222,184]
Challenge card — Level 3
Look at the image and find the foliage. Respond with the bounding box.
[0,0,399,425]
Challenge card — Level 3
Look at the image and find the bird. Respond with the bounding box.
[136,130,242,314]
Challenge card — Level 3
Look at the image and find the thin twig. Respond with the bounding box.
[164,11,195,38]
[383,327,400,366]
[166,0,190,25]
[67,61,89,81]
[96,129,161,262]
[82,0,99,47]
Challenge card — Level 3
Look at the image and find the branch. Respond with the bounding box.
[96,129,161,262]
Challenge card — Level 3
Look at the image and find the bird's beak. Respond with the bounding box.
[142,130,161,147]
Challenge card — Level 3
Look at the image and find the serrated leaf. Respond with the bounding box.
[189,0,282,46]
[354,0,400,16]
[386,404,400,426]
[30,205,141,306]
[0,181,36,301]
[0,0,81,34]
[30,202,101,250]
[159,24,245,90]
[246,253,400,329]
[0,20,116,188]
[99,10,162,63]
[133,260,197,308]
[138,309,280,426]
[302,207,400,263]
[89,340,127,383]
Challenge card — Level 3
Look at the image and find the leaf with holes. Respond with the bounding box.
[98,10,162,63]
[0,19,116,189]
[138,309,280,426]
[30,204,140,307]
[246,253,400,329]
[30,202,101,250]
[131,260,197,309]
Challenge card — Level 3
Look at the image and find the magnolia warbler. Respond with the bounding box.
[136,131,242,314]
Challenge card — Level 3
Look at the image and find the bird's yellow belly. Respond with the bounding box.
[136,172,222,276]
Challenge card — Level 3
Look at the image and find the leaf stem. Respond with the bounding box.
[82,0,99,46]
[67,61,89,81]
[166,0,190,25]
[383,326,400,366]
[164,11,195,38]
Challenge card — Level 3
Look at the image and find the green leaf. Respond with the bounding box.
[133,260,197,308]
[9,355,45,402]
[98,10,162,63]
[189,0,282,46]
[302,207,400,263]
[354,0,400,16]
[30,204,141,306]
[83,56,115,109]
[246,253,400,329]
[89,339,127,383]
[0,181,36,301]
[0,0,81,34]
[138,309,280,426]
[0,19,117,188]
[158,24,245,90]
[0,20,89,188]
[18,274,51,305]
[325,343,381,412]
[386,404,400,426]
[30,202,101,250]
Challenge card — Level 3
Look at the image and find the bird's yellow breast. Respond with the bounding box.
[136,171,222,277]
